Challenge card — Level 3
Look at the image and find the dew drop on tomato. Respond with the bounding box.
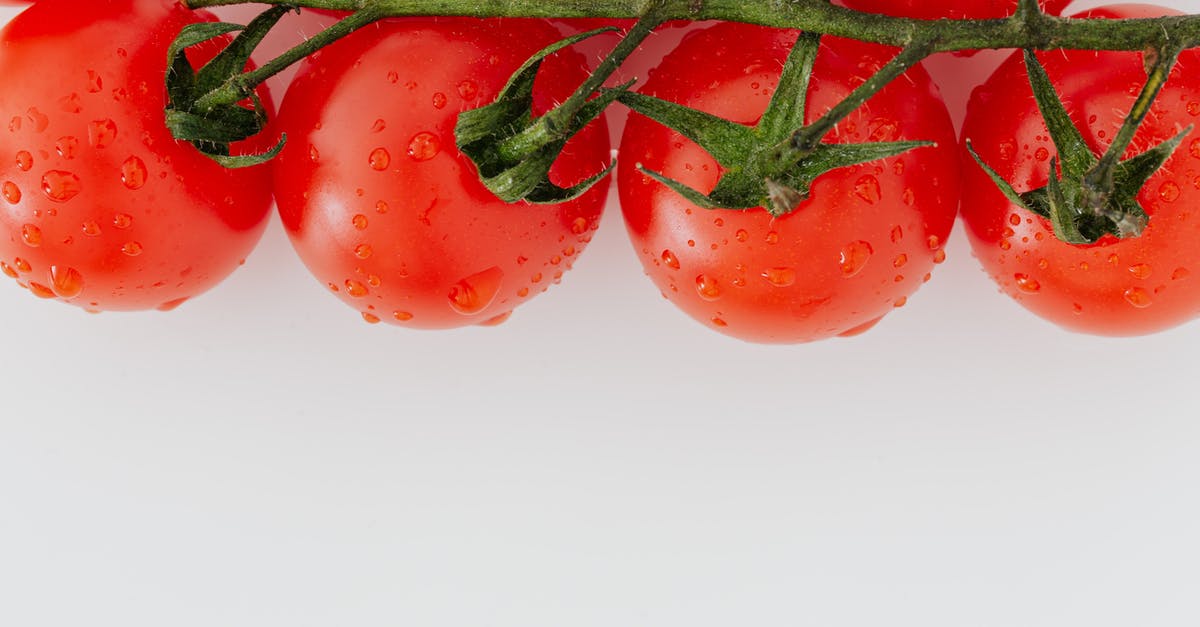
[88,119,117,148]
[15,150,32,171]
[21,223,42,247]
[407,132,440,161]
[41,170,81,202]
[369,147,390,170]
[761,267,796,287]
[2,181,20,204]
[661,249,680,270]
[1123,287,1153,308]
[121,156,147,189]
[448,266,504,315]
[695,274,721,300]
[49,265,83,298]
[1014,273,1041,293]
[1129,263,1153,279]
[839,240,873,277]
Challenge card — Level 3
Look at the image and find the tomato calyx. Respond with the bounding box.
[969,47,1191,244]
[164,5,293,167]
[455,26,632,203]
[617,33,933,218]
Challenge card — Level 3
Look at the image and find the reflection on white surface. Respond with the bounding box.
[2,1,1200,626]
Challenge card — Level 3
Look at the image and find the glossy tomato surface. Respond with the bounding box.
[961,4,1200,336]
[272,18,609,328]
[617,24,960,343]
[0,0,274,312]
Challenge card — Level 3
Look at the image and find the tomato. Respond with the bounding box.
[840,0,1071,20]
[960,4,1200,336]
[617,23,960,343]
[272,18,609,328]
[0,0,273,311]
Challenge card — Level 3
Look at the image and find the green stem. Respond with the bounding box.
[193,5,385,112]
[185,0,1200,53]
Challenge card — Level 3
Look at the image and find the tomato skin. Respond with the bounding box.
[617,24,959,343]
[0,0,273,311]
[840,0,1071,20]
[272,18,609,328]
[961,4,1200,336]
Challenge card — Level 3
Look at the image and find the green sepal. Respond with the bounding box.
[164,5,292,168]
[757,32,820,143]
[455,27,623,203]
[1023,50,1096,180]
[636,166,721,210]
[966,139,1033,211]
[616,91,755,166]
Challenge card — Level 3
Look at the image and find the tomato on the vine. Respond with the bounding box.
[0,0,274,311]
[617,23,960,343]
[839,0,1071,20]
[272,18,609,328]
[961,4,1200,336]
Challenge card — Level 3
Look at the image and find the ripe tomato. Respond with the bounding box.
[0,0,273,311]
[272,18,609,328]
[840,0,1071,20]
[961,4,1200,336]
[617,24,960,343]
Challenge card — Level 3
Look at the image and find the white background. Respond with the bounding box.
[3,1,1200,626]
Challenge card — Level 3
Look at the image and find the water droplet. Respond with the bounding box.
[407,132,440,161]
[761,267,796,287]
[733,228,749,243]
[890,254,907,268]
[927,234,941,250]
[354,244,373,259]
[933,249,947,264]
[58,92,82,114]
[386,70,399,83]
[695,274,721,300]
[711,316,728,327]
[121,241,143,256]
[28,281,55,298]
[393,310,414,322]
[26,107,48,132]
[854,175,881,204]
[110,214,132,230]
[765,231,780,245]
[362,312,381,324]
[371,119,386,133]
[1108,253,1120,266]
[368,147,391,171]
[308,145,320,162]
[18,223,45,249]
[55,136,79,159]
[479,311,513,327]
[87,70,103,93]
[88,118,117,148]
[661,249,680,270]
[345,279,369,297]
[1159,180,1181,202]
[49,265,84,298]
[432,92,447,109]
[41,170,82,202]
[1191,138,1200,159]
[1128,263,1153,279]
[890,225,903,243]
[352,214,368,230]
[1034,146,1050,162]
[893,296,908,308]
[2,181,21,204]
[15,150,32,171]
[868,117,899,142]
[121,156,146,189]
[448,266,504,315]
[457,80,478,100]
[13,257,31,273]
[1172,267,1190,281]
[1123,286,1153,308]
[839,240,873,277]
[570,217,589,235]
[157,297,188,311]
[1014,273,1041,293]
[0,261,16,278]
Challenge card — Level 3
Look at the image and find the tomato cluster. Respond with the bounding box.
[1,0,1198,341]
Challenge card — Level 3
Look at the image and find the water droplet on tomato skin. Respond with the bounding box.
[2,181,21,204]
[371,118,386,133]
[345,279,369,298]
[361,312,382,324]
[407,132,440,161]
[15,151,32,171]
[837,316,883,338]
[1172,267,1190,281]
[369,147,391,170]
[661,249,680,270]
[431,92,447,109]
[112,213,133,229]
[0,261,17,279]
[393,310,414,322]
[695,274,721,301]
[448,266,504,315]
[88,118,117,148]
[1014,273,1041,293]
[26,107,48,132]
[27,281,55,298]
[478,311,513,327]
[354,244,373,260]
[49,265,84,298]
[41,170,82,202]
[1123,286,1153,308]
[21,224,42,247]
[761,267,796,287]
[121,156,147,189]
[457,80,478,100]
[839,241,873,277]
[13,257,31,273]
[1159,180,1181,202]
[352,214,368,230]
[156,297,189,312]
[1129,263,1153,279]
[854,175,881,204]
[120,241,143,257]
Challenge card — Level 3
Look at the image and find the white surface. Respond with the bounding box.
[3,2,1200,626]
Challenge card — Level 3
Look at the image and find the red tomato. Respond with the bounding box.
[961,4,1200,336]
[272,18,609,328]
[0,0,273,311]
[617,24,960,343]
[840,0,1071,20]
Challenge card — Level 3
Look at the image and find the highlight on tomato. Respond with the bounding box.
[0,0,274,312]
[271,18,610,328]
[960,4,1200,336]
[616,23,960,343]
